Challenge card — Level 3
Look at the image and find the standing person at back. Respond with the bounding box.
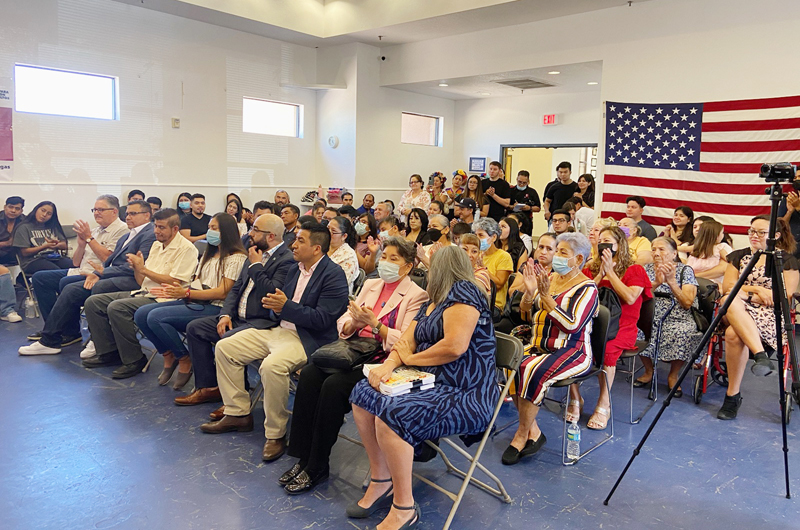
[509,170,540,235]
[180,193,212,243]
[625,195,658,242]
[543,162,579,223]
[482,161,512,222]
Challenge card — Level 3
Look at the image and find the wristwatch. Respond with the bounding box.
[371,322,383,335]
[86,237,94,244]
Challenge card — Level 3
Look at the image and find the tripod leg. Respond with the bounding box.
[604,252,764,506]
[769,250,792,499]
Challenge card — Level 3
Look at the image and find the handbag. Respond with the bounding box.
[597,285,622,341]
[678,266,717,332]
[310,336,382,374]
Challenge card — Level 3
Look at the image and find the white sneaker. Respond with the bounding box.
[79,340,96,359]
[1,311,22,323]
[19,342,61,356]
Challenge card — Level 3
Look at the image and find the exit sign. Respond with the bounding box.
[543,114,559,126]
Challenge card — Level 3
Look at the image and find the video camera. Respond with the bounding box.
[760,162,797,182]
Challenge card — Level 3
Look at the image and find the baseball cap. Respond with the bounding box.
[456,198,477,212]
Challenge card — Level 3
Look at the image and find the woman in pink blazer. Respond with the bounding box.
[280,237,428,495]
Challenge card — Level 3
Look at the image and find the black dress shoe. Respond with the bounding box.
[111,357,147,379]
[27,331,42,341]
[717,393,743,420]
[279,463,304,486]
[82,352,122,368]
[633,379,651,388]
[284,469,329,495]
[60,336,83,347]
[502,434,547,465]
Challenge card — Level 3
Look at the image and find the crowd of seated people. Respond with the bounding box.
[6,174,796,529]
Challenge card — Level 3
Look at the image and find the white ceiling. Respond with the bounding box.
[386,61,603,100]
[112,0,652,47]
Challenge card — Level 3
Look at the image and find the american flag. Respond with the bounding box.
[599,96,800,235]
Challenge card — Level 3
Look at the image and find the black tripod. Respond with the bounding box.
[605,178,800,504]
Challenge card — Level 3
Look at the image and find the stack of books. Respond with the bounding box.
[363,364,435,396]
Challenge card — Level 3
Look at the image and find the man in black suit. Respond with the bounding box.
[200,222,349,464]
[20,201,156,356]
[176,213,295,407]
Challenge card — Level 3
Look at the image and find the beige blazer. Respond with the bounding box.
[337,276,429,352]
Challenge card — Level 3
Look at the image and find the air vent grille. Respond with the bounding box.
[494,78,554,89]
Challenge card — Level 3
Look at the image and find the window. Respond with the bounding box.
[242,97,303,138]
[401,112,443,147]
[14,64,119,120]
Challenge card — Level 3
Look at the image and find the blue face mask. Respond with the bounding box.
[206,229,221,246]
[178,201,190,210]
[517,185,527,191]
[479,238,491,252]
[551,255,574,275]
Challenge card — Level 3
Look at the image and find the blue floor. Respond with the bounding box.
[2,315,800,530]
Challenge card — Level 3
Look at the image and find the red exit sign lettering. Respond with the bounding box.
[543,114,559,126]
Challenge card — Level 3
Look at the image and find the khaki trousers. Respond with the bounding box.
[214,326,307,439]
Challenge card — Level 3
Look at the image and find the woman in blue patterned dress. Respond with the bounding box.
[348,245,496,530]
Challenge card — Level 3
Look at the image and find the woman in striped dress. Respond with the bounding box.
[502,232,598,465]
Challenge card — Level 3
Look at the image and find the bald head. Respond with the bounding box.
[251,213,285,251]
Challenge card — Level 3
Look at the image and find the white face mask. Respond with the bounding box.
[377,261,403,283]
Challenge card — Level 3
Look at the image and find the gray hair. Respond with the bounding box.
[97,194,120,209]
[556,232,592,267]
[382,236,416,264]
[472,217,501,238]
[428,214,450,233]
[427,245,488,305]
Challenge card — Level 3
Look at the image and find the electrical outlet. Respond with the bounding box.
[171,118,180,129]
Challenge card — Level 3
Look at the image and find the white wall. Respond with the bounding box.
[0,0,319,222]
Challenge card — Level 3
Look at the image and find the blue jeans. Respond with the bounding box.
[0,272,15,316]
[134,300,221,358]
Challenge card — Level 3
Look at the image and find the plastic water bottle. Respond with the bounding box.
[24,297,36,319]
[567,421,581,462]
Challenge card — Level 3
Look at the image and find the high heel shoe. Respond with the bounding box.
[391,503,421,530]
[157,363,178,386]
[346,478,393,518]
[173,370,193,390]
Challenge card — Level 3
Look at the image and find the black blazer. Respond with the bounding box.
[220,243,295,329]
[278,254,349,358]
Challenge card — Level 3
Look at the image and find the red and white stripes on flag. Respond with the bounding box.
[600,95,800,235]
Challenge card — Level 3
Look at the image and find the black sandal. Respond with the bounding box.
[392,502,421,530]
[346,478,393,518]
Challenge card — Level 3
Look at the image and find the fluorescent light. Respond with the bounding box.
[548,71,560,75]
[479,92,491,96]
[587,81,599,85]
[438,83,448,87]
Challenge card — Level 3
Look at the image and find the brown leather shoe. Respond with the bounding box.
[174,387,222,406]
[262,437,286,462]
[200,414,254,434]
[209,405,225,421]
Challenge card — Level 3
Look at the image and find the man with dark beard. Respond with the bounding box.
[175,213,295,407]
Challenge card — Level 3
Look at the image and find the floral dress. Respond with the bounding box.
[396,189,431,223]
[639,263,702,362]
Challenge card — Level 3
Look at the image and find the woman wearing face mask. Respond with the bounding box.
[403,208,429,245]
[355,214,380,274]
[459,234,492,296]
[634,237,702,397]
[378,217,402,243]
[473,217,514,312]
[572,226,651,430]
[327,216,361,295]
[502,233,598,465]
[397,174,431,223]
[280,237,428,495]
[176,192,193,218]
[618,217,653,265]
[415,214,451,270]
[498,216,529,272]
[132,213,246,389]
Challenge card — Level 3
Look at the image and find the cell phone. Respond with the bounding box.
[597,243,613,256]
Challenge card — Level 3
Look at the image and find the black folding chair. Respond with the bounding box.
[618,297,655,423]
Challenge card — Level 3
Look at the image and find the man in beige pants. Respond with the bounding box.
[200,222,350,462]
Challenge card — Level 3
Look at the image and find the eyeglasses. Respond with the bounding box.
[250,227,271,235]
[329,230,343,236]
[747,229,769,238]
[125,211,148,217]
[91,208,116,213]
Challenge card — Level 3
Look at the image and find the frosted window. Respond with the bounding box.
[401,112,442,147]
[14,64,119,120]
[242,97,302,138]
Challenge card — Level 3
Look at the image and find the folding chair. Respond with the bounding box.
[412,332,524,530]
[546,305,613,465]
[353,268,367,296]
[618,297,655,423]
[15,255,40,318]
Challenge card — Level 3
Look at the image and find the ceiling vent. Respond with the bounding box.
[493,78,554,90]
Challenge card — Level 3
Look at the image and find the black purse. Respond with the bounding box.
[310,337,382,374]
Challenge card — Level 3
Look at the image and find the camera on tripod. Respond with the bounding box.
[760,162,797,183]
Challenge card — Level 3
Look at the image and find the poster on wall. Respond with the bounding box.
[0,107,13,181]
